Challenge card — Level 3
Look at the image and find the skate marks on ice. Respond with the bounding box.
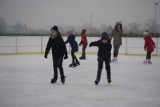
[0,55,160,107]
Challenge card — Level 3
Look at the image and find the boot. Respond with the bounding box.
[50,77,57,83]
[95,69,102,85]
[69,63,77,67]
[79,56,86,60]
[61,75,66,84]
[107,77,111,83]
[76,60,80,66]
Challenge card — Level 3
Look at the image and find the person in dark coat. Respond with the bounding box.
[79,29,88,60]
[65,30,80,67]
[89,32,112,85]
[44,25,68,84]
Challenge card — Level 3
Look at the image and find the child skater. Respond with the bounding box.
[89,32,112,85]
[143,31,156,64]
[44,25,68,84]
[65,30,80,67]
[79,29,88,60]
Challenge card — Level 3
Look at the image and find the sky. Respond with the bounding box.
[0,0,160,29]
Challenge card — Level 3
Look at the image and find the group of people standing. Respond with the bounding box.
[44,21,156,85]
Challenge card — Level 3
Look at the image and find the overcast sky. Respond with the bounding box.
[0,0,160,29]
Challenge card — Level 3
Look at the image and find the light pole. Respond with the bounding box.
[155,2,159,55]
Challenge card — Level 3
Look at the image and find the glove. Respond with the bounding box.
[44,55,47,59]
[64,55,68,59]
[89,43,92,47]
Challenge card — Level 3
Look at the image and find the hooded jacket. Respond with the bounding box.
[89,32,112,59]
[79,29,88,45]
[144,35,155,52]
[45,34,68,57]
[65,34,78,52]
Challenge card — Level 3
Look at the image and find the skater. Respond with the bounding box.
[110,22,123,63]
[44,25,68,84]
[89,32,112,85]
[65,30,80,67]
[79,29,88,60]
[143,31,156,64]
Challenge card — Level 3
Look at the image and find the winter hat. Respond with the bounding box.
[51,26,59,32]
[143,31,148,37]
[81,29,86,35]
[66,30,74,35]
[101,32,109,40]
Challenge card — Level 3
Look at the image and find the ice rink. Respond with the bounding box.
[0,54,160,107]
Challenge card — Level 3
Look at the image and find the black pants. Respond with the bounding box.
[81,44,87,57]
[71,51,79,63]
[53,57,64,79]
[113,45,120,57]
[146,51,152,60]
[96,57,111,80]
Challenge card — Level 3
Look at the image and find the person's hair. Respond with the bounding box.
[114,22,123,32]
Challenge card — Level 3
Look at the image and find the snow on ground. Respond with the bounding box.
[0,54,160,107]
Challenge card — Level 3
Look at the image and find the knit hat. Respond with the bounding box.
[101,32,109,40]
[66,30,74,35]
[51,26,59,32]
[143,31,148,37]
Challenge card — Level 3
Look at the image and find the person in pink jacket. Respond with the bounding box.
[143,31,156,64]
[79,29,88,60]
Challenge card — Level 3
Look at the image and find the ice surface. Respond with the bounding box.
[0,54,160,107]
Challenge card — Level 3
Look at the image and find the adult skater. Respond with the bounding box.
[143,31,156,64]
[110,22,123,63]
[44,25,68,84]
[89,32,112,85]
[65,30,80,67]
[79,29,88,60]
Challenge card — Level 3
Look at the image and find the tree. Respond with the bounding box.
[0,17,7,33]
[128,22,141,33]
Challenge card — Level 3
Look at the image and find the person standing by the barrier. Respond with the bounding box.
[110,22,123,63]
[79,29,88,60]
[44,26,68,84]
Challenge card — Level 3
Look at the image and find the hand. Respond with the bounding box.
[64,55,68,59]
[44,55,47,59]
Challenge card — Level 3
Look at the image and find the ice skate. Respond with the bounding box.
[50,77,57,84]
[143,60,148,64]
[107,77,111,84]
[76,61,80,66]
[148,60,152,64]
[61,76,66,84]
[95,79,100,85]
[111,57,118,63]
[79,56,86,60]
[69,63,77,67]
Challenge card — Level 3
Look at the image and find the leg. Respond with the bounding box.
[72,51,80,66]
[105,59,111,83]
[57,57,66,84]
[95,57,103,85]
[51,57,58,83]
[80,44,87,59]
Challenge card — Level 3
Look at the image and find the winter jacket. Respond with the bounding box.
[89,40,112,59]
[65,34,78,52]
[144,35,155,52]
[45,34,68,57]
[110,30,123,46]
[79,29,88,45]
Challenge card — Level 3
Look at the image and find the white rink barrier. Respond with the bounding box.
[0,36,160,55]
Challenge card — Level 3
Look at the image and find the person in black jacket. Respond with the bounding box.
[44,26,68,84]
[89,32,112,85]
[65,30,80,67]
